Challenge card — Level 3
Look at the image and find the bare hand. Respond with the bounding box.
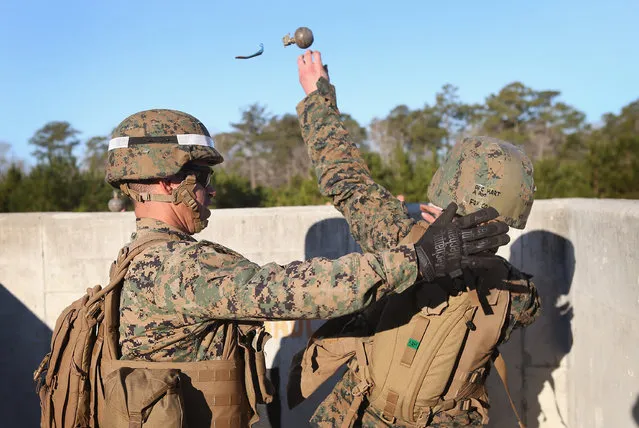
[298,50,329,95]
[420,203,443,224]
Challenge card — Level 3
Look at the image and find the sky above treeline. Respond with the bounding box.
[1,0,637,164]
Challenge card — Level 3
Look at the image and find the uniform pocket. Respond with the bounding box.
[103,367,185,428]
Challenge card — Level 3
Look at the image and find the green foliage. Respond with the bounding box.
[370,104,446,163]
[0,92,636,213]
[0,164,25,212]
[361,150,438,202]
[0,121,114,212]
[584,100,639,198]
[533,158,594,199]
[83,136,108,177]
[587,135,639,198]
[29,121,80,165]
[20,159,83,211]
[477,82,586,160]
[76,174,115,212]
[265,175,328,207]
[0,160,114,212]
[211,169,268,208]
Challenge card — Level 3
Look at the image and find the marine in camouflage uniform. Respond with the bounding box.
[107,109,420,362]
[294,51,540,427]
[105,108,509,426]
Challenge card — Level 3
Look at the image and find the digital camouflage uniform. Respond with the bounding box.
[119,218,419,361]
[296,78,541,427]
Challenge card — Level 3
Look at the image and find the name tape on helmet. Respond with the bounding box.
[108,134,215,151]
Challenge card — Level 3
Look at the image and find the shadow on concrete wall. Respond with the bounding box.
[509,231,575,427]
[633,395,639,426]
[262,218,361,428]
[0,283,51,428]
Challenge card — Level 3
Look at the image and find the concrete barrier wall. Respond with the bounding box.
[1,199,638,427]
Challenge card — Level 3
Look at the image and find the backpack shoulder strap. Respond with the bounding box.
[95,231,180,360]
[87,232,177,306]
[493,351,526,428]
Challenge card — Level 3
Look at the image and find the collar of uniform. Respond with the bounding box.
[131,217,196,242]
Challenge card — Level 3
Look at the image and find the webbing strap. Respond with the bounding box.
[103,360,242,381]
[89,332,104,426]
[241,344,259,427]
[206,393,243,406]
[341,389,365,428]
[382,390,399,423]
[87,232,177,306]
[210,415,243,428]
[468,287,481,308]
[196,369,239,383]
[494,352,526,428]
[355,340,373,393]
[128,411,142,428]
[400,317,430,367]
[341,341,374,428]
[120,183,175,203]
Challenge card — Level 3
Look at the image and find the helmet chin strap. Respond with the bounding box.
[120,175,207,234]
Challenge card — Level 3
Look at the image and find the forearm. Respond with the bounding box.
[198,246,419,321]
[297,78,415,252]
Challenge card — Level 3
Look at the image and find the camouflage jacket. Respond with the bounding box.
[119,217,419,361]
[296,78,541,427]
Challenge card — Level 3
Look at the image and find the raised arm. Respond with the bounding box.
[296,50,418,253]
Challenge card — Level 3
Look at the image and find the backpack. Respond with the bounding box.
[288,224,526,428]
[34,233,274,428]
[33,233,176,427]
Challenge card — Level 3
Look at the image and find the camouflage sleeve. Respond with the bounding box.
[500,264,541,343]
[296,78,416,254]
[159,240,419,322]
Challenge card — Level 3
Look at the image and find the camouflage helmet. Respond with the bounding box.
[427,136,535,229]
[105,109,223,187]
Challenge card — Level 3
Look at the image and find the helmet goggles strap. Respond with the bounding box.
[120,174,208,233]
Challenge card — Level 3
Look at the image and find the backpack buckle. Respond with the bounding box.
[239,325,271,352]
[459,399,472,411]
[117,246,130,264]
[251,326,270,352]
[467,367,486,384]
[380,412,396,424]
[351,379,373,397]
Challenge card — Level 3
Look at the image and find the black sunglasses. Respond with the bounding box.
[180,165,214,188]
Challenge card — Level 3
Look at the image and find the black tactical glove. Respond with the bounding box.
[414,202,510,282]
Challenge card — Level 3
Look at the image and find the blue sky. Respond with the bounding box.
[1,0,637,164]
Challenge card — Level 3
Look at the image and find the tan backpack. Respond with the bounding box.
[288,225,525,428]
[34,233,273,428]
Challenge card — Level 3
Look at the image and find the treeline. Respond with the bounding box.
[1,82,637,212]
